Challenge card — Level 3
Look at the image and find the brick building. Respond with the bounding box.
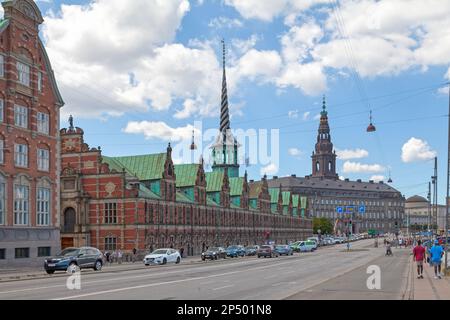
[59,124,312,256]
[0,0,64,266]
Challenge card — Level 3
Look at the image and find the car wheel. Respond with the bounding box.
[202,256,205,261]
[214,255,218,260]
[176,257,181,264]
[46,270,55,275]
[258,255,261,258]
[162,258,167,265]
[67,262,78,274]
[94,260,102,271]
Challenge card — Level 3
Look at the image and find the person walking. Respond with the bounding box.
[428,240,444,279]
[412,240,426,279]
[132,248,137,263]
[117,249,123,264]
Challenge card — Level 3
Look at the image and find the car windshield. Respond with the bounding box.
[227,246,238,250]
[208,247,219,251]
[246,246,257,249]
[151,249,167,255]
[58,248,80,257]
[261,245,271,249]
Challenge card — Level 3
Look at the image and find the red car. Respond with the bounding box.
[257,245,279,258]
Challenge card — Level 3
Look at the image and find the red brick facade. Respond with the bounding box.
[0,0,64,266]
[60,127,313,257]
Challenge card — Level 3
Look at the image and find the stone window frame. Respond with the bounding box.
[37,146,50,172]
[104,202,118,224]
[14,104,28,129]
[16,60,31,87]
[13,174,31,226]
[14,141,28,168]
[37,111,49,135]
[36,177,51,226]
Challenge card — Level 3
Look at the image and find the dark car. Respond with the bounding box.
[201,247,226,260]
[245,245,259,256]
[257,245,279,258]
[226,245,245,258]
[44,247,104,274]
[274,245,293,256]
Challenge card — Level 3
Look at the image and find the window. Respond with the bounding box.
[15,248,29,259]
[38,247,51,257]
[38,72,43,92]
[0,181,4,225]
[0,99,3,123]
[0,249,5,260]
[0,139,3,164]
[14,144,28,167]
[104,202,117,224]
[14,105,28,128]
[105,237,117,251]
[37,187,50,226]
[37,112,49,134]
[17,61,30,86]
[37,148,49,171]
[0,55,4,77]
[14,185,29,225]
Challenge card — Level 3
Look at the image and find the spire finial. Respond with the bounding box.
[321,95,328,116]
[222,38,226,70]
[190,130,197,150]
[220,39,230,134]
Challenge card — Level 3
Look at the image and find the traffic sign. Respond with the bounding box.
[359,205,366,214]
[336,206,343,213]
[345,206,356,214]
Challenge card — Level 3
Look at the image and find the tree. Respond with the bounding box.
[313,217,333,235]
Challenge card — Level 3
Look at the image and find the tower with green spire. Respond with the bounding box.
[211,40,240,178]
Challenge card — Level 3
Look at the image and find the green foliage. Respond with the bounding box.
[313,217,333,234]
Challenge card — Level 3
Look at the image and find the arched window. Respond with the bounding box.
[14,175,31,225]
[37,178,51,226]
[328,161,332,172]
[316,161,320,172]
[63,207,76,233]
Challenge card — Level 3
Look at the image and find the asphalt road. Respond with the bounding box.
[0,239,409,300]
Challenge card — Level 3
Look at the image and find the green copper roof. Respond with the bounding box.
[249,182,262,198]
[106,153,167,181]
[229,177,244,196]
[176,191,194,203]
[174,164,199,187]
[207,197,220,206]
[138,184,160,199]
[102,156,128,173]
[269,188,280,203]
[230,202,241,209]
[0,19,10,33]
[300,196,308,209]
[292,194,299,207]
[282,191,291,206]
[206,172,224,192]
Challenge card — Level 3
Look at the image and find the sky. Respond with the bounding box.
[14,0,450,203]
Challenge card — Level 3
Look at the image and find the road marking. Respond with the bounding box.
[52,260,297,300]
[212,285,234,291]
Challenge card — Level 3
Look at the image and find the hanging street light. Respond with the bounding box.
[367,110,376,132]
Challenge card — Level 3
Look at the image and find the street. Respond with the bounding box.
[0,239,413,300]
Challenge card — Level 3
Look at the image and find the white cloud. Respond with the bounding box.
[370,175,385,183]
[123,121,198,142]
[288,148,302,157]
[342,161,385,174]
[288,110,299,119]
[277,62,327,95]
[302,111,310,120]
[260,163,278,176]
[233,49,282,82]
[313,114,321,120]
[335,148,369,160]
[401,137,437,163]
[208,16,243,29]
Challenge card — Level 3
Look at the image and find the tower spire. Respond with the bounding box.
[220,39,230,135]
[321,95,327,116]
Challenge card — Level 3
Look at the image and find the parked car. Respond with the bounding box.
[143,248,181,265]
[245,245,259,256]
[226,245,245,258]
[257,245,279,258]
[289,241,301,252]
[297,240,317,252]
[201,247,227,260]
[44,247,104,274]
[274,245,293,256]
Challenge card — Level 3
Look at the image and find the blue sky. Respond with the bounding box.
[26,0,450,203]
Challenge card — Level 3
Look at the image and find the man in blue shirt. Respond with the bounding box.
[429,240,444,279]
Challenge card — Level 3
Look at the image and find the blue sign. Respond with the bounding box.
[336,206,343,213]
[359,205,366,213]
[345,206,356,214]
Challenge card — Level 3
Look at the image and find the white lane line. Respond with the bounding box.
[52,260,297,300]
[212,285,234,291]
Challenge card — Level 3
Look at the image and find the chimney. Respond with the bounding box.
[291,174,296,178]
[345,178,349,182]
[249,179,254,183]
[357,179,362,183]
[369,180,374,184]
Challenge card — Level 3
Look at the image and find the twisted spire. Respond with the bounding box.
[220,39,230,135]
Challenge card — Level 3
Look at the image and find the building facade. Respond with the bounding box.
[267,98,405,235]
[0,0,64,267]
[405,195,445,232]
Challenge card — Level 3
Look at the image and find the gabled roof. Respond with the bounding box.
[282,191,291,206]
[229,177,244,196]
[249,181,262,199]
[269,188,280,203]
[206,172,224,192]
[105,153,167,181]
[38,38,64,106]
[174,164,199,188]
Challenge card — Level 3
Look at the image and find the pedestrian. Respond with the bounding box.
[180,247,184,258]
[132,248,137,263]
[105,251,110,264]
[111,250,116,265]
[428,240,444,279]
[412,240,426,279]
[118,249,123,264]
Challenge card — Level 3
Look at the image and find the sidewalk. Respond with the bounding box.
[410,260,450,300]
[0,255,204,283]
